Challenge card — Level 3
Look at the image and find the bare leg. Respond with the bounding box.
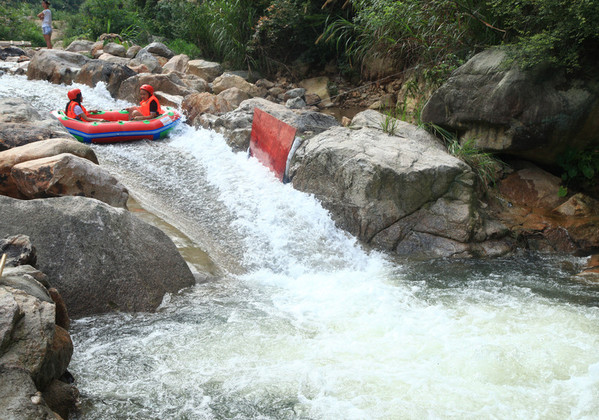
[130,109,143,120]
[43,33,52,49]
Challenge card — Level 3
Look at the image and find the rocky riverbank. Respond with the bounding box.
[1,36,598,419]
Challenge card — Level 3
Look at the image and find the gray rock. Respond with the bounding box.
[117,73,194,103]
[287,120,507,258]
[0,266,52,304]
[65,40,95,54]
[75,60,137,98]
[421,47,599,165]
[103,42,127,57]
[0,195,195,318]
[0,235,37,267]
[0,97,70,151]
[141,42,175,59]
[187,59,223,83]
[0,366,56,420]
[286,97,306,109]
[26,49,91,85]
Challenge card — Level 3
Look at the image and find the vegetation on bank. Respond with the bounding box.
[4,0,599,78]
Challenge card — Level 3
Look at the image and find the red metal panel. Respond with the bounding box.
[249,108,297,181]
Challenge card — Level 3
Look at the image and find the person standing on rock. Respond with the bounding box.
[125,84,163,120]
[37,0,52,49]
[65,88,106,122]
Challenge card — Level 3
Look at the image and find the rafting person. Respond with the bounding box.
[65,88,106,122]
[125,84,163,120]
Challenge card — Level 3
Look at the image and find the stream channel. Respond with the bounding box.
[1,75,598,419]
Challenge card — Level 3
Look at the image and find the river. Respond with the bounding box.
[1,74,598,420]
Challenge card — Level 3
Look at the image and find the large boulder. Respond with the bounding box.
[117,73,195,103]
[207,97,340,151]
[163,54,189,73]
[75,60,137,98]
[102,42,127,57]
[130,49,162,74]
[288,110,512,258]
[212,73,262,97]
[0,98,70,151]
[0,195,196,318]
[0,138,98,198]
[0,264,77,419]
[11,153,129,208]
[96,52,131,66]
[187,59,223,82]
[26,49,91,85]
[140,42,175,59]
[421,48,599,166]
[182,92,234,126]
[65,39,95,54]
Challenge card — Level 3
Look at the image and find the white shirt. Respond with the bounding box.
[42,9,52,27]
[73,104,83,117]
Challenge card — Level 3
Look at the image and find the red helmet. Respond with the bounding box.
[140,84,154,95]
[67,88,81,100]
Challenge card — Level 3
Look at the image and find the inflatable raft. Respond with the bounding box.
[51,107,182,144]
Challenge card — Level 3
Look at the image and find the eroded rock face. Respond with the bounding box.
[494,166,599,253]
[0,195,196,318]
[0,263,77,419]
[288,110,512,259]
[421,48,599,166]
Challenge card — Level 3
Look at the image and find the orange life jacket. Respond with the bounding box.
[66,101,88,120]
[136,95,163,117]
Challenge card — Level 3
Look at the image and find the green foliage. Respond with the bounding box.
[380,110,398,136]
[557,147,599,197]
[486,0,599,71]
[0,3,45,46]
[448,138,501,189]
[321,0,499,81]
[64,0,141,41]
[423,123,501,190]
[166,39,201,59]
[248,0,346,74]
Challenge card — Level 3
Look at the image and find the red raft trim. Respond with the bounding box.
[51,107,182,144]
[249,108,297,181]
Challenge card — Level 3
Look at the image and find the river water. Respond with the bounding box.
[1,74,598,420]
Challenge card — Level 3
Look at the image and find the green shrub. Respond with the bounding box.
[557,147,599,197]
[248,0,344,74]
[166,39,201,59]
[0,3,46,47]
[486,0,599,71]
[64,0,141,41]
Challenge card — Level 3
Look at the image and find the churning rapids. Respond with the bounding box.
[1,74,598,420]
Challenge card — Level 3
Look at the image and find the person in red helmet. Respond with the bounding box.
[125,84,163,120]
[65,88,105,122]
